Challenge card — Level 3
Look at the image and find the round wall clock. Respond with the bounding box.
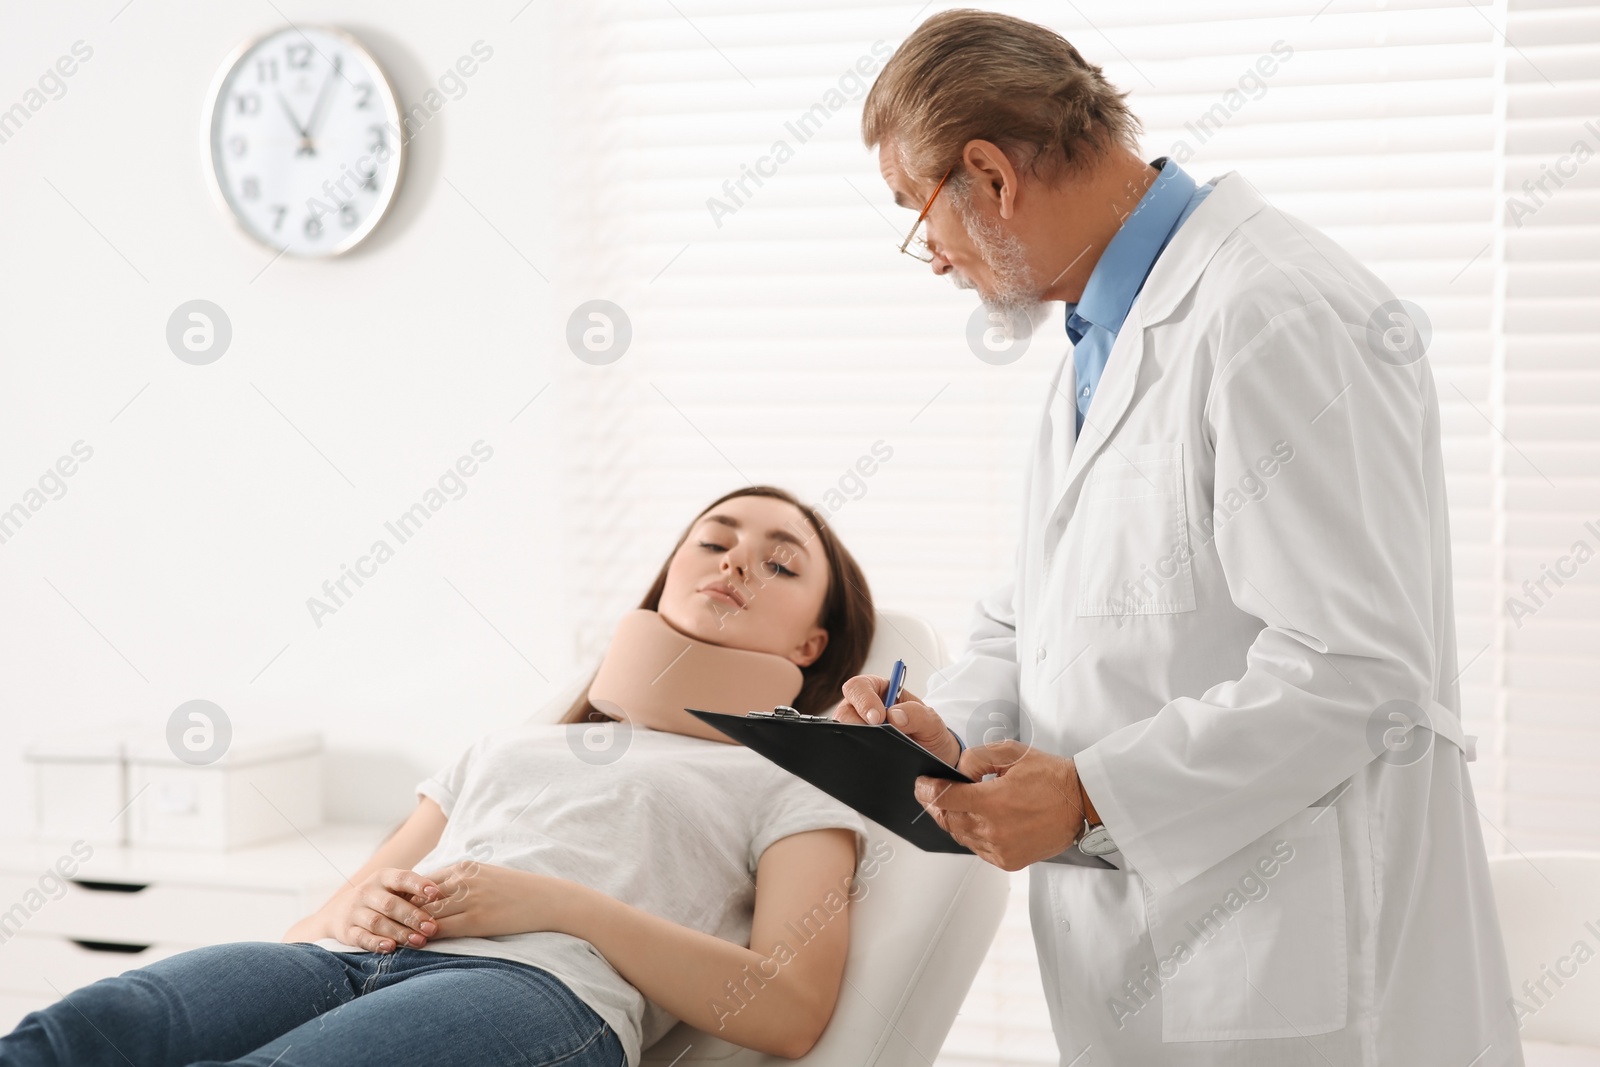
[204,26,404,257]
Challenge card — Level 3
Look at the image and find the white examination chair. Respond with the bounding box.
[1487,852,1600,1066]
[535,610,1011,1066]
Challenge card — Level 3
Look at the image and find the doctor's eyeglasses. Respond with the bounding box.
[899,165,954,263]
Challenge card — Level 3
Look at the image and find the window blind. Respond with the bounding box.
[1496,0,1600,853]
[548,2,1597,1061]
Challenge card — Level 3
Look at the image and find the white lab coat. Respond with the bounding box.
[923,171,1522,1066]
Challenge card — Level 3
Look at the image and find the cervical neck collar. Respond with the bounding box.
[587,609,805,744]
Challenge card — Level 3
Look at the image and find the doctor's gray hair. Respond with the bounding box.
[861,9,1141,191]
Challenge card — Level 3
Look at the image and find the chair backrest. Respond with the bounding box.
[639,609,1009,1066]
[1486,851,1600,1046]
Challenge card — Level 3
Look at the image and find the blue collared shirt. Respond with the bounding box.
[1066,157,1212,435]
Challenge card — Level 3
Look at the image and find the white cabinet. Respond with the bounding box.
[0,823,389,1034]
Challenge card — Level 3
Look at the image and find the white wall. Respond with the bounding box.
[0,1,570,825]
[7,0,1594,867]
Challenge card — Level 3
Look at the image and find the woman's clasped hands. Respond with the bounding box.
[288,859,570,953]
[407,856,576,944]
[282,866,441,954]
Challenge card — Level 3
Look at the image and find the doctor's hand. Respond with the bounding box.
[833,674,963,767]
[915,741,1085,872]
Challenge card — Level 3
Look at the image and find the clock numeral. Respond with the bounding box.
[304,214,324,239]
[240,177,260,200]
[368,124,387,152]
[270,205,287,232]
[354,83,374,109]
[359,167,379,192]
[339,203,359,228]
[228,136,247,158]
[256,58,278,83]
[234,92,261,115]
[286,43,313,69]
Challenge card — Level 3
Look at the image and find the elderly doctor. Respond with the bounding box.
[834,10,1522,1067]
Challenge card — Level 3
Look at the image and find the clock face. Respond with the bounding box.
[205,26,404,257]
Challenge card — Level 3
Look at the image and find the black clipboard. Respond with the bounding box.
[686,706,976,854]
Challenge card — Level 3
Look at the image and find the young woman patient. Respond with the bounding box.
[2,486,878,1067]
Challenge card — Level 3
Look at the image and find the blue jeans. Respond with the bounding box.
[0,941,627,1067]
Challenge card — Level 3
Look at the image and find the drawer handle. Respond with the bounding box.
[70,939,154,954]
[69,879,150,894]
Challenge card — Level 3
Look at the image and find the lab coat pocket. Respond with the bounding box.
[1141,806,1347,1042]
[1077,442,1196,616]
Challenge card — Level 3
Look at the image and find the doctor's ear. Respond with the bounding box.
[959,139,1021,219]
[788,626,829,668]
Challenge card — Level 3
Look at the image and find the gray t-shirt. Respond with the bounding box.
[315,721,868,1067]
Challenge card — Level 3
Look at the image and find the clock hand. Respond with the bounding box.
[277,93,315,156]
[303,54,342,146]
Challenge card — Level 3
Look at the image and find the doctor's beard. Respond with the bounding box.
[952,192,1052,330]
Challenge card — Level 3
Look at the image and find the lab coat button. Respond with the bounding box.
[1037,646,1048,661]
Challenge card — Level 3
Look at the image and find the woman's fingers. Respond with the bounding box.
[370,888,437,937]
[339,870,443,953]
[327,868,443,953]
[358,907,425,949]
[370,870,439,936]
[379,868,439,906]
[345,918,394,953]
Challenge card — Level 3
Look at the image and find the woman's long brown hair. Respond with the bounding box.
[558,486,875,724]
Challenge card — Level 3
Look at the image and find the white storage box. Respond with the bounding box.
[25,731,134,847]
[126,732,324,850]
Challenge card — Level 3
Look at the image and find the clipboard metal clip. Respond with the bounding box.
[745,705,817,720]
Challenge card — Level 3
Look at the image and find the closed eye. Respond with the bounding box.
[697,541,797,578]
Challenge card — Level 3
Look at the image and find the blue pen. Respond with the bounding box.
[881,658,907,724]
